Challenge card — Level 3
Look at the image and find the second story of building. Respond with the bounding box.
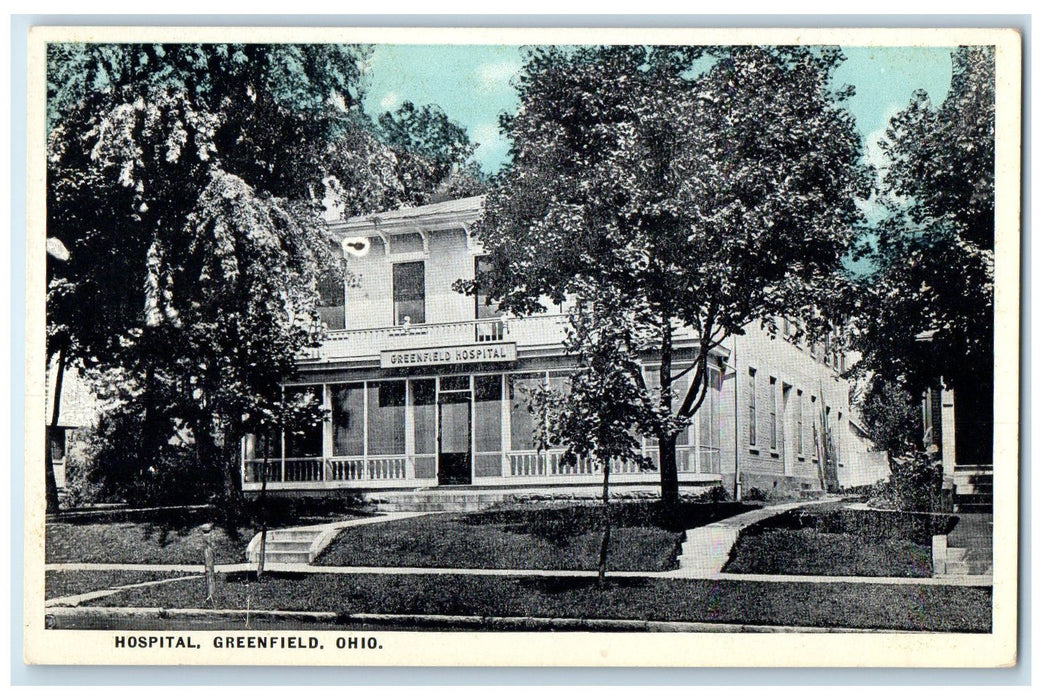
[308,195,851,381]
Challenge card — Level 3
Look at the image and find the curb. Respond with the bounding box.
[44,605,922,634]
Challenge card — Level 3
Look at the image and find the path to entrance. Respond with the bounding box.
[675,498,838,578]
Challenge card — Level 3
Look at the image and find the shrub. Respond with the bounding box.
[890,451,944,512]
[744,486,769,502]
[75,407,222,508]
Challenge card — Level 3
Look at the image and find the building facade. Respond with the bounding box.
[241,196,887,497]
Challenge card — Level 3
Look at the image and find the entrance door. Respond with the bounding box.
[438,387,472,485]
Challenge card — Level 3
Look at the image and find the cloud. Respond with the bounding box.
[471,122,510,170]
[475,60,520,92]
[471,123,501,145]
[378,91,401,111]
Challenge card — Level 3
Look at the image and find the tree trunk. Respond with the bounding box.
[45,344,67,515]
[658,318,679,511]
[196,418,243,531]
[597,458,612,586]
[658,431,680,510]
[256,441,269,579]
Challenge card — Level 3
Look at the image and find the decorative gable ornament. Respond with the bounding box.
[341,236,371,258]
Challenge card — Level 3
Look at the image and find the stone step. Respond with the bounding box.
[255,540,312,553]
[263,529,321,543]
[251,550,312,565]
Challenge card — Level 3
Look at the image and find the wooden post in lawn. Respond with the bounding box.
[597,456,612,586]
[202,523,216,606]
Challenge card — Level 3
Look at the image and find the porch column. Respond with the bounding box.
[322,384,333,481]
[941,385,957,477]
[501,373,511,477]
[405,379,416,480]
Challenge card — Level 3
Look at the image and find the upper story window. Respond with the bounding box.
[393,261,425,325]
[316,264,346,330]
[474,256,503,320]
[748,368,757,447]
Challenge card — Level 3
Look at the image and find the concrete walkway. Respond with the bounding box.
[675,498,838,578]
[46,559,989,587]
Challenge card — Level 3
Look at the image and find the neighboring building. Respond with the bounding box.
[241,196,883,498]
[918,329,994,511]
[44,361,97,491]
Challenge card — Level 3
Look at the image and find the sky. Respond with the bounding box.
[362,44,957,176]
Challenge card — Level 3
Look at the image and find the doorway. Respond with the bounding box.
[438,376,472,485]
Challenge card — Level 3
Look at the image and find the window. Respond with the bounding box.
[48,427,66,463]
[367,381,406,455]
[796,389,804,456]
[474,374,503,453]
[747,368,757,446]
[316,264,346,330]
[769,377,777,452]
[811,395,819,459]
[699,367,722,472]
[411,378,437,479]
[284,386,323,458]
[836,411,843,464]
[331,384,365,456]
[393,261,425,325]
[474,256,503,320]
[509,373,545,451]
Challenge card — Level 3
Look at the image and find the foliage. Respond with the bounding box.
[47,43,373,516]
[375,101,486,205]
[857,377,922,458]
[851,47,995,425]
[744,486,769,502]
[889,451,945,512]
[465,45,871,504]
[75,405,222,507]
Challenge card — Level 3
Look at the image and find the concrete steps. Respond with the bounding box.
[245,512,431,566]
[952,466,993,514]
[247,528,322,565]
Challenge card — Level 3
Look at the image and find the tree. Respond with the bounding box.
[526,286,658,582]
[46,44,371,521]
[852,46,995,463]
[465,46,871,507]
[376,101,486,204]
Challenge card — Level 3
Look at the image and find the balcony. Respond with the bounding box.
[304,315,573,363]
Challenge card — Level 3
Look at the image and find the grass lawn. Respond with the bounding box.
[45,570,196,601]
[87,571,991,632]
[46,521,252,565]
[724,505,958,577]
[315,501,755,571]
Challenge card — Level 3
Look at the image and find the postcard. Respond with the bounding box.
[23,25,1020,667]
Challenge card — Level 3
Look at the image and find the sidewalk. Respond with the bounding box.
[676,498,838,577]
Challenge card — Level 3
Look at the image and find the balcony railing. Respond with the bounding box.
[306,314,709,363]
[305,315,572,362]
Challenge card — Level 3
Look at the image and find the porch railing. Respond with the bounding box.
[244,446,722,485]
[305,315,572,362]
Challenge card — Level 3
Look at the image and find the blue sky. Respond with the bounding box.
[362,44,957,176]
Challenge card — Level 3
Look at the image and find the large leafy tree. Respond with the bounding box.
[45,43,380,518]
[467,45,870,506]
[852,46,995,463]
[376,101,486,204]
